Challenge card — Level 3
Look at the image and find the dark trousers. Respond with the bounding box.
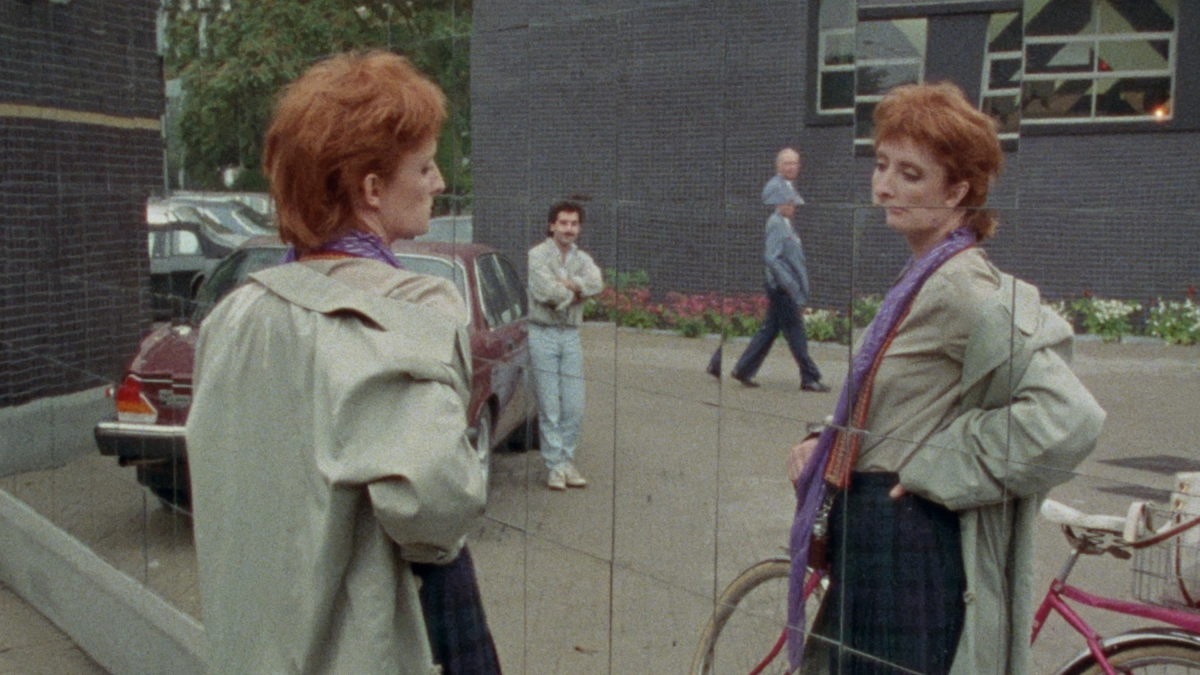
[710,285,821,385]
[808,473,966,675]
[412,546,503,675]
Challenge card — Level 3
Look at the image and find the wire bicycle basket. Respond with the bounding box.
[1131,501,1200,610]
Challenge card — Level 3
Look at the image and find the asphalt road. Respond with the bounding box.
[3,324,1199,675]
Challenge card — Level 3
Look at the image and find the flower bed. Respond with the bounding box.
[582,271,1199,346]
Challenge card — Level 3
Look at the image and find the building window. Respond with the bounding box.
[817,0,856,115]
[854,18,928,147]
[982,11,1023,141]
[1022,0,1177,124]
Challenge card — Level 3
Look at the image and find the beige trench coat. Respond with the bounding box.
[187,258,487,675]
[899,272,1106,675]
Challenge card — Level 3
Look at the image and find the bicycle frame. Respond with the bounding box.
[1032,546,1200,675]
[747,568,825,675]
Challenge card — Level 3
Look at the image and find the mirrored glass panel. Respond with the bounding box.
[7,1,1200,674]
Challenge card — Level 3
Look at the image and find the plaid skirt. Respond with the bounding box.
[808,472,966,675]
[412,546,503,675]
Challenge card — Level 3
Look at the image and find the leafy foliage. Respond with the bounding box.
[1145,296,1200,345]
[1069,297,1142,342]
[163,0,471,198]
[585,271,1200,349]
[583,269,876,344]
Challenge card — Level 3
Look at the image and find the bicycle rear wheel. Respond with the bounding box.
[1072,643,1200,674]
[690,558,826,675]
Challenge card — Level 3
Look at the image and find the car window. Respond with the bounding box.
[395,254,469,304]
[174,230,202,256]
[418,215,473,244]
[192,203,273,236]
[192,247,285,322]
[228,204,274,233]
[496,255,527,318]
[476,253,520,328]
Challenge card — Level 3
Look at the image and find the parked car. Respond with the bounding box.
[170,190,274,217]
[419,213,472,244]
[97,236,536,510]
[145,196,273,320]
[169,196,275,238]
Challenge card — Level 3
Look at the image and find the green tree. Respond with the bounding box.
[163,0,471,203]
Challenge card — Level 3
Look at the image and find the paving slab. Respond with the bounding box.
[2,326,1198,674]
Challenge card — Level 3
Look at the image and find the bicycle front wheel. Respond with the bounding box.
[690,559,825,675]
[1072,643,1200,674]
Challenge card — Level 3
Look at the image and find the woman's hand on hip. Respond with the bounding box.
[787,437,820,485]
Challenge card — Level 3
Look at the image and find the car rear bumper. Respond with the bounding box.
[94,420,187,465]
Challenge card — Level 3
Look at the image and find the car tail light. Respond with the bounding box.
[114,375,159,424]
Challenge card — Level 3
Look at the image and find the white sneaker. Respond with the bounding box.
[547,468,567,491]
[563,463,588,488]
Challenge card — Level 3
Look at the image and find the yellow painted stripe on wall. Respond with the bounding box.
[0,103,160,131]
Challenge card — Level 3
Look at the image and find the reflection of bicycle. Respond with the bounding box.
[691,499,1200,675]
[689,557,825,675]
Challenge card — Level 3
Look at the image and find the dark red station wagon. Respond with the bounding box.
[95,237,536,509]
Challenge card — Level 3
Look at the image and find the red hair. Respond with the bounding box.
[873,82,1004,239]
[263,50,447,250]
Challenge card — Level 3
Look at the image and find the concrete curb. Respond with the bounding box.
[0,489,205,675]
[0,387,111,477]
[1,386,206,674]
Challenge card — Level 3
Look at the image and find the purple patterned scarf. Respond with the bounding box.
[283,229,404,268]
[786,226,977,668]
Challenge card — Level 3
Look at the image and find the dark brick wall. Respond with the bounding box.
[473,0,815,300]
[1,0,162,407]
[472,0,1200,310]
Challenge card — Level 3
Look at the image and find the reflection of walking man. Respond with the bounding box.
[527,201,604,490]
[709,148,830,392]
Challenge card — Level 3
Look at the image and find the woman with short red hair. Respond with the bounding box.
[188,51,497,675]
[787,82,1105,675]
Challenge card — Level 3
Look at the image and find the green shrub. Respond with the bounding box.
[605,269,650,290]
[1146,298,1200,345]
[674,317,707,338]
[851,294,882,328]
[1071,297,1141,342]
[804,308,840,343]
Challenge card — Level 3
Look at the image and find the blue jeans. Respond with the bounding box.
[528,324,585,471]
[729,286,822,385]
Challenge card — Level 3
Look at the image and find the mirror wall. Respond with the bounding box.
[3,0,1197,673]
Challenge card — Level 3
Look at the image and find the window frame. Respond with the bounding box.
[1022,0,1178,126]
[852,17,930,150]
[805,0,1197,137]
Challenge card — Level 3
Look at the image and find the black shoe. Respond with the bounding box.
[705,362,720,379]
[801,380,831,393]
[732,373,760,388]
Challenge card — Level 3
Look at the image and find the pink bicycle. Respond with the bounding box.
[691,499,1200,675]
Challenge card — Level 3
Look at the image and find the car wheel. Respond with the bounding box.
[506,416,540,452]
[136,463,192,513]
[472,406,493,484]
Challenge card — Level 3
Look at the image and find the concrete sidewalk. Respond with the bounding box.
[2,327,1198,674]
[0,582,107,674]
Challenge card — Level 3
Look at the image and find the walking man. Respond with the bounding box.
[708,148,830,392]
[527,200,604,490]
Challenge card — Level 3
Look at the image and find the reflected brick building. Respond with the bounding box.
[471,0,1200,308]
[0,0,162,406]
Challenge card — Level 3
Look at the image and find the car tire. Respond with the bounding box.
[136,463,192,513]
[472,406,493,484]
[506,416,540,452]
